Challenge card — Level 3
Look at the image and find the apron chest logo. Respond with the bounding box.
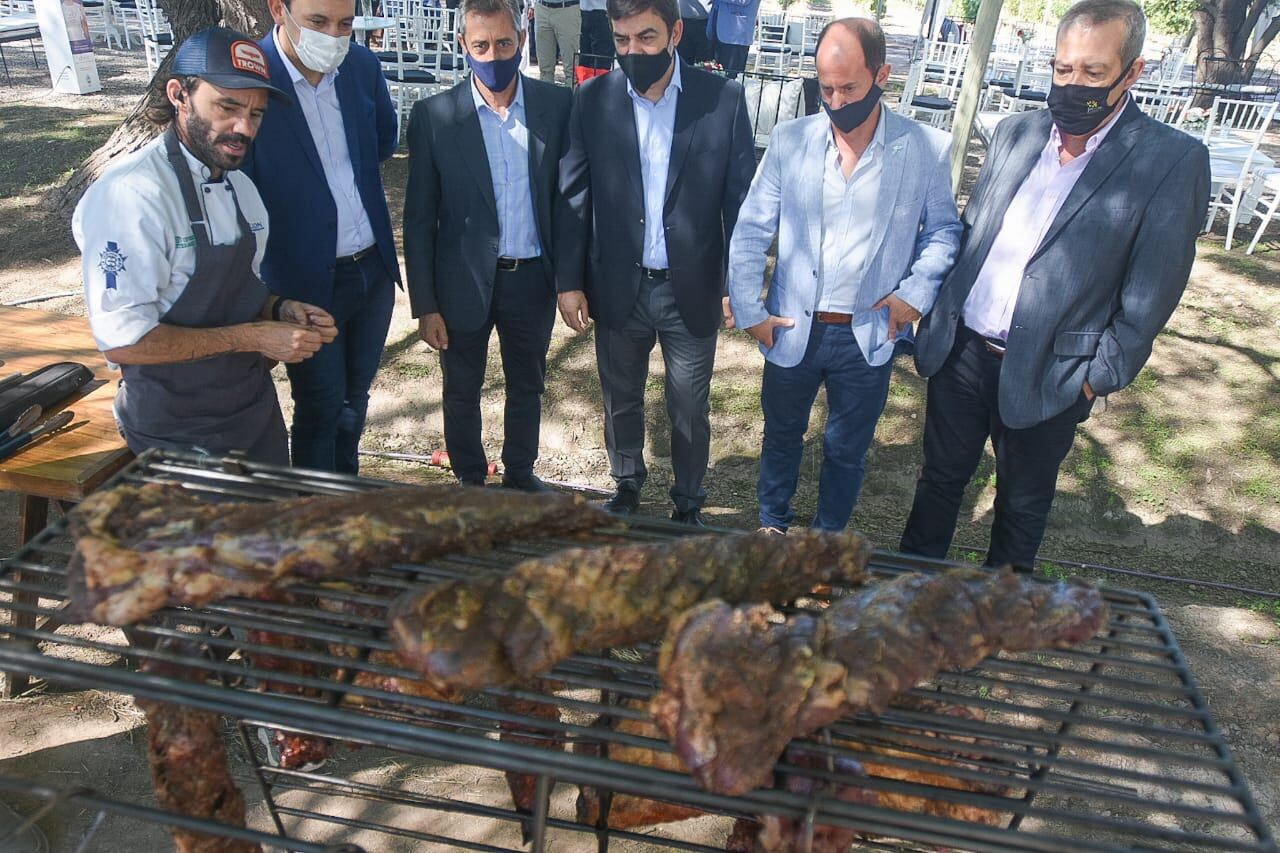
[98,241,128,289]
[249,222,265,232]
[176,234,196,249]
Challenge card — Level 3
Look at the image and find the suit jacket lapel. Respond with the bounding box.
[610,74,646,207]
[866,110,908,261]
[1030,102,1141,261]
[335,61,362,172]
[453,80,498,217]
[963,109,1050,276]
[664,66,698,204]
[262,34,325,182]
[800,119,825,264]
[523,78,549,241]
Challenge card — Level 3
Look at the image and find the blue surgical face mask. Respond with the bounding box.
[468,51,522,93]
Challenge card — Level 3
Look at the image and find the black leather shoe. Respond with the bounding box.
[670,508,706,527]
[501,472,550,493]
[603,481,641,514]
[458,478,486,488]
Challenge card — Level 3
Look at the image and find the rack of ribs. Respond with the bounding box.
[652,568,1109,796]
[66,481,609,625]
[387,530,872,694]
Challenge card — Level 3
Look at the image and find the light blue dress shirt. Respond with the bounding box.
[273,28,376,258]
[626,56,681,270]
[816,114,885,314]
[472,75,542,260]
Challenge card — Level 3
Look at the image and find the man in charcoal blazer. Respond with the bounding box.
[404,0,573,489]
[899,0,1210,569]
[556,0,755,524]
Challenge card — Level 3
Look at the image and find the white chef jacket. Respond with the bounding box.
[72,134,271,352]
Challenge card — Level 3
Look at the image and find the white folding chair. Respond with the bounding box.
[383,3,459,137]
[897,40,966,128]
[1244,168,1280,254]
[1132,89,1192,127]
[110,0,142,50]
[135,0,173,74]
[752,11,791,75]
[1202,97,1278,250]
[790,11,829,75]
[82,0,123,49]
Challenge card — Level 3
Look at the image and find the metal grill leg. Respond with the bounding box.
[529,773,551,852]
[237,720,290,839]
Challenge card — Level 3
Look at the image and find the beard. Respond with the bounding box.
[181,106,253,174]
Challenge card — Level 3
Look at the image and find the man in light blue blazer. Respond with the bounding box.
[727,17,960,533]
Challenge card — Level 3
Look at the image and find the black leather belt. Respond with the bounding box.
[539,0,579,8]
[641,267,669,280]
[497,256,540,271]
[336,245,377,265]
[961,323,1007,359]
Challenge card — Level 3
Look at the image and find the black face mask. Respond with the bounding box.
[1046,62,1133,136]
[822,79,883,134]
[618,44,673,94]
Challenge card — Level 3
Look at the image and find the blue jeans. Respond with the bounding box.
[758,321,893,531]
[285,252,395,474]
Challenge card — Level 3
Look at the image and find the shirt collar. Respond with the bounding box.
[1048,94,1130,157]
[471,72,525,117]
[273,26,339,89]
[626,53,682,105]
[176,137,220,183]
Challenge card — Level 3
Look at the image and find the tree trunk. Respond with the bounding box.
[1190,0,1280,107]
[51,0,272,214]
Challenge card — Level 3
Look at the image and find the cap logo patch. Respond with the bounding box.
[230,40,268,78]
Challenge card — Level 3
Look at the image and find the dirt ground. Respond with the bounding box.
[1,11,1278,852]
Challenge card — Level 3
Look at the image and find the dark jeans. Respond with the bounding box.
[578,8,614,69]
[595,277,717,512]
[285,252,394,474]
[758,322,893,532]
[713,40,749,78]
[440,264,556,483]
[899,325,1095,569]
[677,17,712,65]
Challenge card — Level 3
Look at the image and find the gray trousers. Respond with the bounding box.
[534,1,580,85]
[594,277,717,512]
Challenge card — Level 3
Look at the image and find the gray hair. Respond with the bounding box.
[457,0,525,36]
[1057,0,1147,68]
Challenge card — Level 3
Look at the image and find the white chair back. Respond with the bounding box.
[752,11,791,74]
[1133,89,1192,127]
[135,0,173,74]
[790,10,829,74]
[1203,96,1277,146]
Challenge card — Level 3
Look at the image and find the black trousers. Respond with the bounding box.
[578,8,614,69]
[595,277,717,512]
[440,264,556,483]
[899,326,1094,570]
[677,17,712,64]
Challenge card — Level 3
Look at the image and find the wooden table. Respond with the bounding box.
[0,306,132,698]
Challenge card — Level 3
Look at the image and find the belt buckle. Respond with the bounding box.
[497,257,520,271]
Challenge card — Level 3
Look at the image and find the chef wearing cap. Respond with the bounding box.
[72,26,338,465]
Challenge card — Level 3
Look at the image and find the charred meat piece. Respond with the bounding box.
[67,481,608,625]
[575,705,704,830]
[389,530,871,693]
[652,568,1108,795]
[138,645,260,853]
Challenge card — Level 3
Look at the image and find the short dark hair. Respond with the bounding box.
[143,74,200,127]
[1057,0,1146,67]
[815,17,886,72]
[606,0,678,34]
[458,0,524,36]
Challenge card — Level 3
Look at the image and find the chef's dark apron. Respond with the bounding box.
[114,128,289,466]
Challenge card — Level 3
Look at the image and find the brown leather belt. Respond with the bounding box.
[983,339,1007,359]
[814,311,853,324]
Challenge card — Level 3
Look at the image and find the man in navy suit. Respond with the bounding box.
[244,0,400,474]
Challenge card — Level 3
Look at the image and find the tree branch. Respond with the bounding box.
[1247,10,1280,61]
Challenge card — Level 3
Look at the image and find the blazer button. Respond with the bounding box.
[634,262,641,268]
[804,310,811,316]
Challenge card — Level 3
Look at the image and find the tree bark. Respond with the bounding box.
[52,0,272,214]
[1190,0,1279,106]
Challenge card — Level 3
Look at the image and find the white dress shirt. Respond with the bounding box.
[626,56,681,270]
[816,115,885,314]
[73,135,270,352]
[472,75,542,259]
[274,28,376,258]
[963,99,1130,340]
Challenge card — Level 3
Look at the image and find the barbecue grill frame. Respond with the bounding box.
[0,449,1274,853]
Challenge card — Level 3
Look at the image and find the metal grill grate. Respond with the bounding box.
[0,449,1274,853]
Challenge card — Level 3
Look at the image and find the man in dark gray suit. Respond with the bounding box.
[403,0,572,490]
[557,0,755,524]
[900,0,1210,569]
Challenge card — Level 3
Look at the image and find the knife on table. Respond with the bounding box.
[0,410,74,461]
[2,405,42,439]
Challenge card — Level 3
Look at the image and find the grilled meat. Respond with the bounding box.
[652,568,1108,795]
[389,530,872,693]
[137,645,260,853]
[67,481,608,625]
